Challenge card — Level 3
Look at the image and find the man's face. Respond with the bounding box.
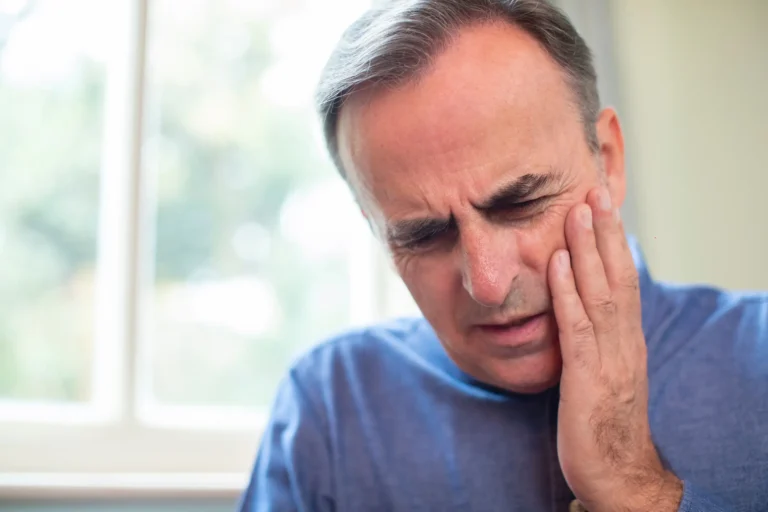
[337,22,626,393]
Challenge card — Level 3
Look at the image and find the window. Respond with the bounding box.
[141,0,372,418]
[0,0,417,492]
[0,0,108,407]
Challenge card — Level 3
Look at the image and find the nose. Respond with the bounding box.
[459,226,521,308]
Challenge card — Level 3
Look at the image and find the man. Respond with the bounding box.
[240,0,768,510]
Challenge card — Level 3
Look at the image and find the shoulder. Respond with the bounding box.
[652,282,767,338]
[648,281,768,376]
[292,316,426,371]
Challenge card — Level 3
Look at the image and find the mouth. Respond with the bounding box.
[475,312,550,348]
[477,312,546,330]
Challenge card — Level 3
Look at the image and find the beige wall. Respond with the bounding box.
[610,0,768,290]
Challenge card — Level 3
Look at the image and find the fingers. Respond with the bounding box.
[549,249,599,369]
[553,185,645,370]
[565,202,618,345]
[588,188,640,296]
[586,187,643,331]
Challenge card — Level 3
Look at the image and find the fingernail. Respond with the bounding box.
[558,251,571,275]
[598,187,612,212]
[580,206,593,229]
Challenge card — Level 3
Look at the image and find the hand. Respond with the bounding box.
[548,187,683,512]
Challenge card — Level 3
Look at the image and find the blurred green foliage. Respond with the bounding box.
[0,1,353,409]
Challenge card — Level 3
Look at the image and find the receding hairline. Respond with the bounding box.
[317,0,601,180]
[340,18,571,102]
[335,20,586,182]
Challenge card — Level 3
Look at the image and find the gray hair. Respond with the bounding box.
[316,0,601,179]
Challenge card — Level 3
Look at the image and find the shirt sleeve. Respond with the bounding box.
[238,371,335,512]
[677,480,731,512]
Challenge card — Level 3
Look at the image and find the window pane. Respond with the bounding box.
[143,0,372,410]
[0,0,111,402]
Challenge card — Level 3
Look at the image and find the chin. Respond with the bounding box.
[475,343,563,395]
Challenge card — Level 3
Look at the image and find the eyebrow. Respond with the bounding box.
[386,216,454,246]
[473,171,562,211]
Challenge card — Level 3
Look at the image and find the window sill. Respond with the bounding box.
[0,472,247,501]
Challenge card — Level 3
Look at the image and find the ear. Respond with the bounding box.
[595,107,626,209]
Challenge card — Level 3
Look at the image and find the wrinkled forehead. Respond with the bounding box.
[336,22,583,217]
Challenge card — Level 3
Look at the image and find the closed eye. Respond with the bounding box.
[504,197,546,209]
[394,224,458,252]
[485,196,550,221]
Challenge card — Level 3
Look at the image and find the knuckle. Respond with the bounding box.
[574,350,597,371]
[621,270,640,292]
[560,318,597,369]
[589,296,618,318]
[571,317,595,340]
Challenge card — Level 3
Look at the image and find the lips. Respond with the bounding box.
[474,312,550,349]
[478,313,545,330]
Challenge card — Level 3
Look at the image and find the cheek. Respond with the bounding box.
[517,205,570,272]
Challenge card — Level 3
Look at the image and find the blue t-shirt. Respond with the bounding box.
[240,241,768,511]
